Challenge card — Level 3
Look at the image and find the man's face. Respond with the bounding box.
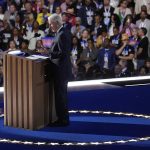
[49,20,58,32]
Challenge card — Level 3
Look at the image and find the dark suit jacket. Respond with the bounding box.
[49,26,72,81]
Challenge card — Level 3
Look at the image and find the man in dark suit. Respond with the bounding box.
[48,14,72,126]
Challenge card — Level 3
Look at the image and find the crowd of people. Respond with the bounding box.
[0,0,150,85]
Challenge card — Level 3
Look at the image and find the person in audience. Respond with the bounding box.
[0,20,12,51]
[113,63,122,78]
[11,27,23,49]
[23,20,45,50]
[71,17,85,39]
[110,26,122,49]
[7,40,17,51]
[120,14,136,37]
[136,27,149,69]
[99,0,115,27]
[115,33,135,73]
[108,13,121,36]
[36,5,51,26]
[3,3,18,29]
[119,59,131,77]
[79,29,90,50]
[47,0,61,14]
[114,0,132,23]
[136,10,150,43]
[91,14,106,42]
[70,36,83,80]
[135,5,150,21]
[0,0,150,81]
[20,39,29,52]
[97,38,116,78]
[96,26,109,48]
[55,6,62,17]
[134,0,150,15]
[78,0,96,29]
[79,38,98,74]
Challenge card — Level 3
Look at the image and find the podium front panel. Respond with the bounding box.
[3,54,52,130]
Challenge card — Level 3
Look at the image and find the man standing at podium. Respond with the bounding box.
[48,14,72,126]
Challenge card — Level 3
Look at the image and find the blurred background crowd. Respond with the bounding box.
[0,0,150,85]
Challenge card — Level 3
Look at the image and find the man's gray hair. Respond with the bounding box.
[48,14,63,26]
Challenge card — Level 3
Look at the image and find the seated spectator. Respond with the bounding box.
[134,5,150,22]
[36,5,50,26]
[136,10,150,55]
[128,27,140,71]
[115,33,135,73]
[34,0,45,14]
[0,20,12,51]
[19,1,37,23]
[136,27,149,69]
[78,0,96,29]
[71,17,85,39]
[7,40,17,51]
[11,27,23,49]
[66,6,76,26]
[91,14,106,42]
[135,0,150,15]
[61,12,72,30]
[23,13,35,32]
[119,59,131,77]
[114,0,132,23]
[20,39,29,52]
[47,0,61,14]
[14,14,22,30]
[78,38,98,75]
[55,6,62,17]
[23,21,45,50]
[110,26,122,49]
[120,14,137,37]
[60,0,73,13]
[74,0,83,16]
[79,29,90,50]
[3,3,18,29]
[113,64,122,78]
[108,13,121,36]
[70,36,83,79]
[96,27,109,48]
[129,27,140,49]
[99,0,114,27]
[97,38,116,78]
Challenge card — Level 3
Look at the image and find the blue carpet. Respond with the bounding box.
[0,83,150,149]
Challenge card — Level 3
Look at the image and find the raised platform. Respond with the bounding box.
[0,76,150,149]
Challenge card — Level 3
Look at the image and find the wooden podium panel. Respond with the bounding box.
[3,54,53,130]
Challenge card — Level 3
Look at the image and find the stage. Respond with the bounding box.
[0,76,150,150]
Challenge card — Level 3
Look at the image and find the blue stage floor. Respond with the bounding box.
[0,78,150,149]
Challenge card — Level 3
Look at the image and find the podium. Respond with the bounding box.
[3,53,54,130]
